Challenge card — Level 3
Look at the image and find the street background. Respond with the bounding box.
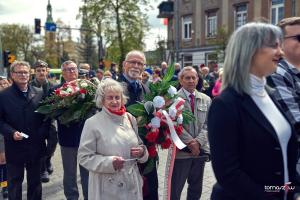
[9,147,216,200]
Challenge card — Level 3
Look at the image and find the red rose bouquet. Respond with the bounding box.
[36,79,99,125]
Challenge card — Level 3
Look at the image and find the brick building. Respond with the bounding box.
[158,0,300,67]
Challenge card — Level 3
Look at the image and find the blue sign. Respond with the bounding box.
[45,22,57,32]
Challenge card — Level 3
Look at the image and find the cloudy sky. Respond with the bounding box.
[0,0,167,50]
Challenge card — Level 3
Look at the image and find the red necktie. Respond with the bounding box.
[189,94,195,114]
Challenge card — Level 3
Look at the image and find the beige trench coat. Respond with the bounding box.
[78,107,148,200]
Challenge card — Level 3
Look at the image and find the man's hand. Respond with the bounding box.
[188,139,200,156]
[13,131,23,141]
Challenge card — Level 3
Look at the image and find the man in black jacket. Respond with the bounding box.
[53,60,89,200]
[0,60,48,200]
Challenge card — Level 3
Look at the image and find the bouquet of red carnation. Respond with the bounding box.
[127,65,194,174]
[36,79,98,125]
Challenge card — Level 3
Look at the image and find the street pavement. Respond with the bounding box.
[8,146,216,200]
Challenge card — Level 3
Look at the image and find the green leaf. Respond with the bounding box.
[143,157,155,175]
[35,104,53,114]
[127,103,146,117]
[182,110,196,124]
[137,116,148,127]
[162,64,175,82]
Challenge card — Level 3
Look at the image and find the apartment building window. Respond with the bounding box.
[235,4,247,29]
[206,11,217,37]
[271,0,284,25]
[182,15,192,40]
[183,55,193,67]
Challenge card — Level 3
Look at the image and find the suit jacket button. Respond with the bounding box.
[275,171,281,175]
[274,147,281,150]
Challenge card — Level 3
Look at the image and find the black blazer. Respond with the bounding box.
[0,84,48,164]
[208,87,299,200]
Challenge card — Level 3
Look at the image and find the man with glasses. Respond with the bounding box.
[31,60,58,183]
[268,17,300,136]
[0,61,48,199]
[53,60,89,200]
[119,50,160,200]
[118,50,150,106]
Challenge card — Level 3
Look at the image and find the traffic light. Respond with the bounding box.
[8,54,16,64]
[2,50,10,68]
[34,18,41,34]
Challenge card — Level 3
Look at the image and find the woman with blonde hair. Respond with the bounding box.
[78,78,148,200]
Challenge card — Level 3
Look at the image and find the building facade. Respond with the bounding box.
[158,0,300,67]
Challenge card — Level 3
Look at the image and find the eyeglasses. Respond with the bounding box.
[284,34,300,42]
[13,71,30,76]
[126,60,145,67]
[63,67,78,73]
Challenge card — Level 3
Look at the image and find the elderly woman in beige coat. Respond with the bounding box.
[78,79,148,200]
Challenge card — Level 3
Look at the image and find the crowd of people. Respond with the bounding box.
[0,16,299,200]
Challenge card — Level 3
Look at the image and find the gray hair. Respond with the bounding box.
[95,78,128,108]
[222,22,282,95]
[178,66,198,80]
[125,50,146,63]
[10,60,30,72]
[61,60,77,70]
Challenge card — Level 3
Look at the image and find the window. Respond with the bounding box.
[235,4,247,29]
[182,15,192,40]
[183,55,193,67]
[271,0,284,25]
[206,11,217,37]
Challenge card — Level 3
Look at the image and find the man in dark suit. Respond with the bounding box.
[53,60,89,200]
[118,50,157,199]
[118,50,150,106]
[0,60,48,200]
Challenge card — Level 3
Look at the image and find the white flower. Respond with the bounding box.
[177,114,183,124]
[80,82,88,88]
[168,85,177,97]
[153,96,165,108]
[66,88,73,93]
[151,117,161,128]
[168,107,177,119]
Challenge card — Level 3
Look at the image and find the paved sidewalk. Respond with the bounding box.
[10,147,216,200]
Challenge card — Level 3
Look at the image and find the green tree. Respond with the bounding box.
[208,26,230,63]
[78,3,97,68]
[82,0,151,67]
[0,24,35,61]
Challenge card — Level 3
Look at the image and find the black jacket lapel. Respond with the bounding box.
[241,94,279,142]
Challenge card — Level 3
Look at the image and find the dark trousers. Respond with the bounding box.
[7,161,42,200]
[41,123,58,173]
[61,146,89,200]
[171,158,205,200]
[142,164,158,200]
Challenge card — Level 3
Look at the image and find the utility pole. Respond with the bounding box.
[0,37,4,76]
[174,0,180,63]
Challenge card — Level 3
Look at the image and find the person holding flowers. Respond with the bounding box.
[54,60,89,200]
[78,78,148,200]
[171,66,211,200]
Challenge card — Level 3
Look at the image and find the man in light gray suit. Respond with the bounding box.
[171,66,211,200]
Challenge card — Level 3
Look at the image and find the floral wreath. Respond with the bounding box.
[127,65,194,174]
